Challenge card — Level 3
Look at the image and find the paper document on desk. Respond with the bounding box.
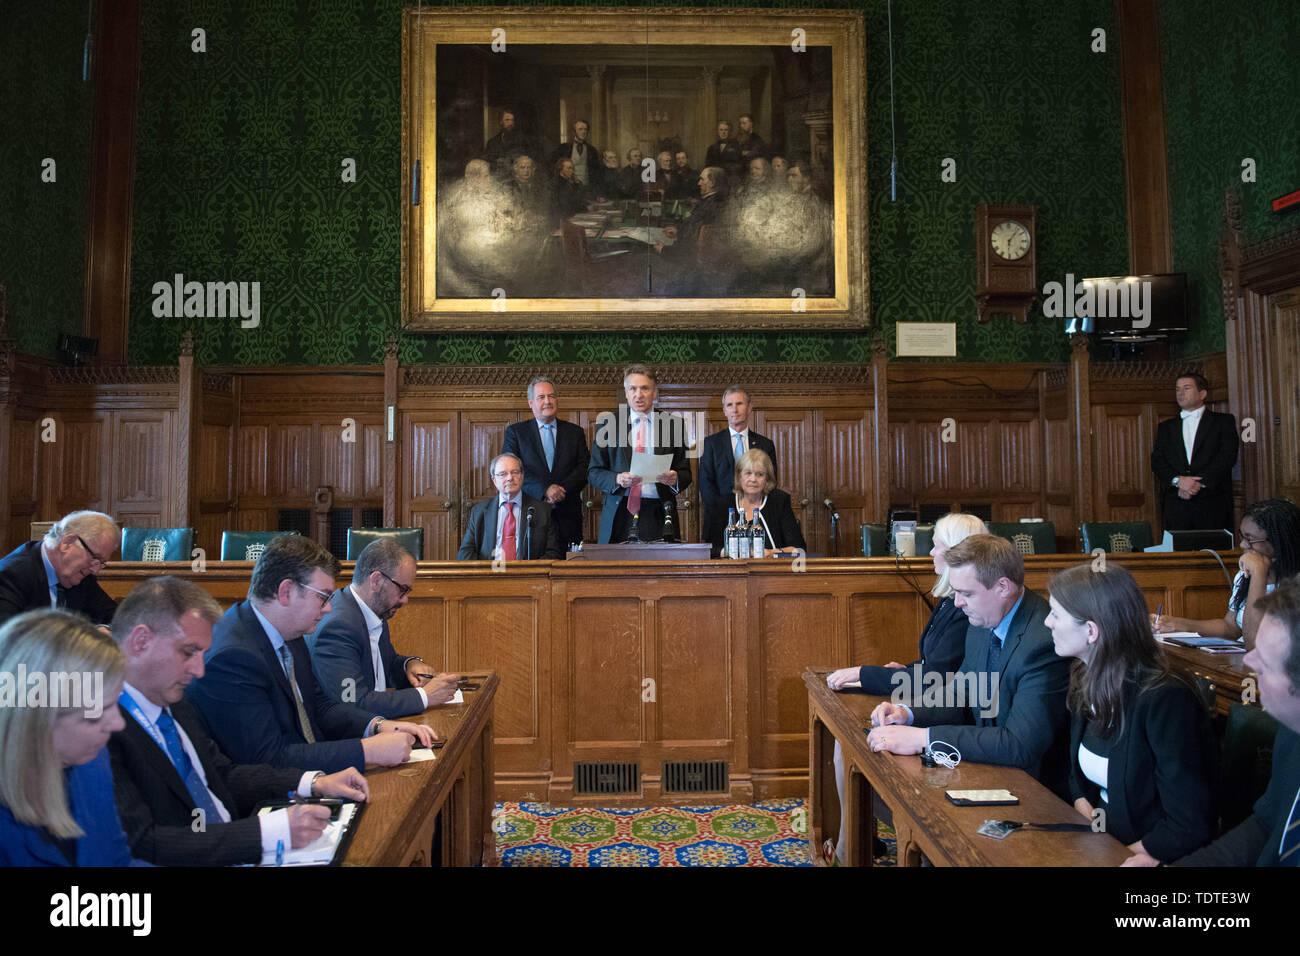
[629,452,673,484]
[258,803,357,866]
[406,748,437,762]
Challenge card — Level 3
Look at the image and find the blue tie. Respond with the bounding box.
[1280,788,1300,865]
[733,433,744,459]
[541,423,556,471]
[155,708,223,822]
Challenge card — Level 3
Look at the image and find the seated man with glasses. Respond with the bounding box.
[0,510,119,628]
[457,453,562,561]
[308,538,460,717]
[188,535,436,774]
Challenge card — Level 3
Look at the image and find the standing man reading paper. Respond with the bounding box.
[588,365,693,544]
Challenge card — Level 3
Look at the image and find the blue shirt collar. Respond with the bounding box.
[992,588,1026,644]
[498,492,523,510]
[249,601,288,656]
[40,544,59,592]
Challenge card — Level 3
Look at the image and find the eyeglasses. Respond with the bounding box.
[378,570,412,599]
[493,469,523,478]
[297,582,333,608]
[1240,532,1269,549]
[76,536,109,569]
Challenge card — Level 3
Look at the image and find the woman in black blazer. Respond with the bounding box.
[1046,563,1217,864]
[706,449,806,558]
[822,511,987,863]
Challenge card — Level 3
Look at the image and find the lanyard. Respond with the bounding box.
[118,690,170,754]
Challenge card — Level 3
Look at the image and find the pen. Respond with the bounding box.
[288,795,344,806]
[275,839,284,866]
[414,673,436,681]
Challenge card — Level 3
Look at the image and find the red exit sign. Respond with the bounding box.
[1273,188,1300,213]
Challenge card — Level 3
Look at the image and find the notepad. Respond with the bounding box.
[258,803,359,866]
[406,748,438,762]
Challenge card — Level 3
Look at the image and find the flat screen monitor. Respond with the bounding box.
[1063,272,1189,339]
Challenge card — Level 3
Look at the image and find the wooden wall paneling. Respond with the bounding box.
[816,408,870,556]
[1068,335,1094,530]
[318,419,356,500]
[888,419,912,504]
[47,415,110,515]
[753,408,815,543]
[848,590,928,672]
[1092,405,1150,522]
[461,410,519,511]
[956,418,993,500]
[1270,290,1300,505]
[998,417,1040,497]
[236,425,269,499]
[111,411,171,527]
[363,425,384,500]
[271,425,314,498]
[402,412,459,559]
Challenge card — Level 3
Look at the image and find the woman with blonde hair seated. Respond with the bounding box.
[0,610,143,866]
[822,511,987,863]
[705,448,806,557]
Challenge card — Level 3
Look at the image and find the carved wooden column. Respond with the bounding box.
[172,331,200,530]
[384,334,400,532]
[1068,332,1094,524]
[870,329,889,523]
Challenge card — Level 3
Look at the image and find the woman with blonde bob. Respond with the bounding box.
[0,610,143,865]
[822,511,987,863]
[1046,563,1216,864]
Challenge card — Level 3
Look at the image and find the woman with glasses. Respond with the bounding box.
[1048,563,1217,864]
[0,610,147,865]
[1153,498,1300,649]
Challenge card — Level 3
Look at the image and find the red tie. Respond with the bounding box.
[627,418,646,516]
[502,501,517,560]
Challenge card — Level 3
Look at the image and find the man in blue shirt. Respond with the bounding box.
[0,510,118,627]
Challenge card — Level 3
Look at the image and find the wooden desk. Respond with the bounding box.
[804,667,1130,867]
[1160,641,1253,716]
[98,552,1232,805]
[344,671,497,867]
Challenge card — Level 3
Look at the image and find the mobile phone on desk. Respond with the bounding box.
[945,789,1019,806]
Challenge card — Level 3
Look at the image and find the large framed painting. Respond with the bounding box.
[401,7,867,331]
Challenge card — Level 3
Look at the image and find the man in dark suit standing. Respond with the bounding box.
[0,510,118,627]
[109,576,368,866]
[502,376,591,551]
[698,385,778,539]
[549,119,600,188]
[868,534,1072,796]
[704,120,740,179]
[188,535,434,773]
[309,538,459,716]
[458,454,562,561]
[588,365,694,544]
[1151,372,1239,532]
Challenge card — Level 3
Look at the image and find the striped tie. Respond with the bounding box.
[278,644,317,744]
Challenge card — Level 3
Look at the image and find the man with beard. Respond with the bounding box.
[735,113,767,166]
[484,110,529,177]
[308,539,460,718]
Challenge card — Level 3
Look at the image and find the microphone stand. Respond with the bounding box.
[524,508,534,560]
[825,498,840,557]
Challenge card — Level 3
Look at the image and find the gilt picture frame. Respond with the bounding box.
[401,7,867,331]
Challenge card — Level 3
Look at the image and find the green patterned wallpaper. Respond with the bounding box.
[123,0,1129,366]
[0,0,95,358]
[1161,0,1300,359]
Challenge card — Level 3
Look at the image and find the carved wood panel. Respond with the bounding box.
[567,596,643,743]
[112,414,169,510]
[236,426,268,497]
[270,425,313,497]
[656,595,733,741]
[818,409,870,555]
[403,414,458,559]
[51,417,108,513]
[1271,289,1300,503]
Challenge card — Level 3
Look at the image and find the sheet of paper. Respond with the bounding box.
[259,803,356,866]
[630,451,673,484]
[406,748,438,762]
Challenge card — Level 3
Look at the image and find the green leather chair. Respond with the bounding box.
[220,530,295,562]
[1078,521,1154,554]
[121,527,194,563]
[913,524,935,556]
[986,521,1056,555]
[346,527,425,561]
[861,524,888,556]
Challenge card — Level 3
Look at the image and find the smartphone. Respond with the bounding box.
[946,789,1019,806]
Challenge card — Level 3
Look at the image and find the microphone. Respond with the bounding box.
[525,507,535,560]
[825,498,840,557]
[662,497,679,543]
[824,498,839,521]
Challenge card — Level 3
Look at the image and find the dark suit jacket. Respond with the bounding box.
[549,140,602,178]
[187,601,375,773]
[857,596,968,695]
[457,493,561,561]
[1176,725,1300,866]
[502,418,590,548]
[697,427,778,536]
[706,490,806,558]
[705,138,740,170]
[906,587,1071,793]
[307,586,425,718]
[588,410,694,544]
[0,541,117,627]
[108,698,304,866]
[0,749,142,866]
[1067,677,1217,861]
[1150,408,1239,531]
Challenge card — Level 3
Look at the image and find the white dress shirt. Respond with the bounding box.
[631,413,661,499]
[1181,405,1205,465]
[121,682,318,864]
[349,584,427,707]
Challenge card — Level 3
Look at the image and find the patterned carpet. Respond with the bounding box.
[493,798,897,867]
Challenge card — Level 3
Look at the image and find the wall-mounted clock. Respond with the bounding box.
[975,203,1038,323]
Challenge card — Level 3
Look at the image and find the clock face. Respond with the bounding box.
[990,220,1031,261]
